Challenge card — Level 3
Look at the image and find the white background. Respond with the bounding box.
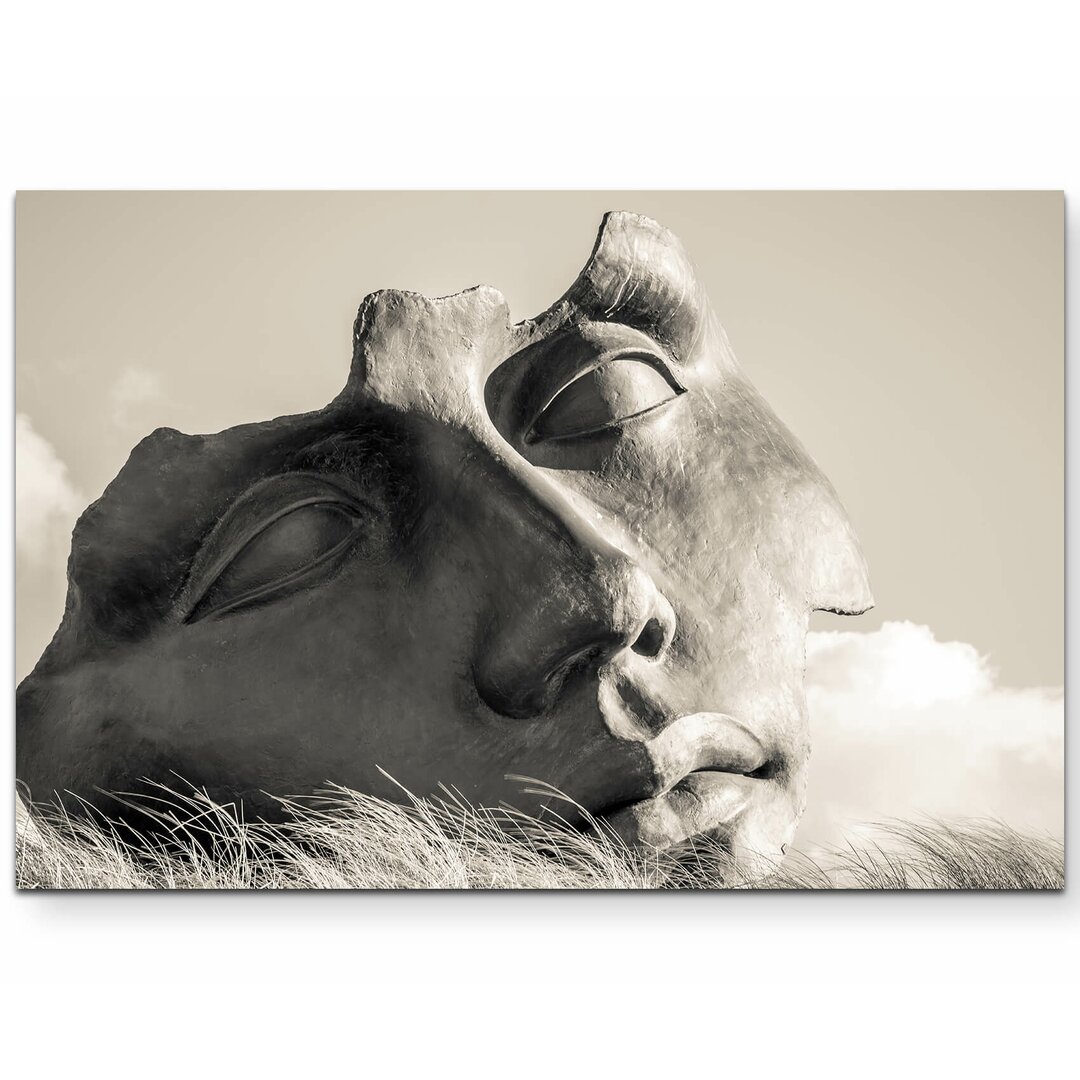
[2,2,1077,1077]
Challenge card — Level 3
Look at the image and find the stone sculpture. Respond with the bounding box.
[16,212,872,867]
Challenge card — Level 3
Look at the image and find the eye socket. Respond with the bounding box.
[525,354,683,444]
[179,475,367,623]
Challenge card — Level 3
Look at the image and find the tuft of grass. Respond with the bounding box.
[14,782,1064,890]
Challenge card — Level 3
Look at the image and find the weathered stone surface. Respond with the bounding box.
[16,212,871,867]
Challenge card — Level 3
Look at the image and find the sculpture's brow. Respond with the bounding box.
[566,226,704,359]
[290,428,387,473]
[286,426,419,511]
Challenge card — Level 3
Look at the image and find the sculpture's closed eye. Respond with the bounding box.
[525,354,684,443]
[178,474,368,623]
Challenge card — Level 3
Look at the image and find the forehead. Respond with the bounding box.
[348,210,723,421]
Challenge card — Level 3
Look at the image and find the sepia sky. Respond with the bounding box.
[14,191,1064,842]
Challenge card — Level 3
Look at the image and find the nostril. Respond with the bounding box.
[631,617,667,659]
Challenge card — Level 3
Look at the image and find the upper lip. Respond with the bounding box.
[641,710,772,799]
[591,678,777,801]
[593,711,775,849]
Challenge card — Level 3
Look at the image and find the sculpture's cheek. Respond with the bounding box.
[542,368,871,626]
[16,660,179,811]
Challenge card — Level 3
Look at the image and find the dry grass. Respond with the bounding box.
[14,781,1064,890]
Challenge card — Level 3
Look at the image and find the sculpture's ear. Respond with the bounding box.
[561,211,707,362]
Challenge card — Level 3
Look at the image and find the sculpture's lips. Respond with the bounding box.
[644,710,768,792]
[603,771,758,850]
[602,711,772,849]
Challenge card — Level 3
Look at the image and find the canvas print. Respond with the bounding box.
[14,192,1064,889]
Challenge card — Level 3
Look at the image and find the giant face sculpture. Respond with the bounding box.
[17,212,872,866]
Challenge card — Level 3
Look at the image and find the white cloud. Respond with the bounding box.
[109,365,164,426]
[15,413,84,567]
[798,620,1064,851]
[806,620,993,707]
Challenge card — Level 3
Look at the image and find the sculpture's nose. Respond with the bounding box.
[459,447,676,720]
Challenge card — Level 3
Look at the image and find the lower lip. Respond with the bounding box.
[603,770,756,850]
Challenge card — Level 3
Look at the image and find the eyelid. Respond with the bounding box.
[524,348,685,443]
[175,473,368,623]
[190,517,359,622]
[190,495,359,608]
